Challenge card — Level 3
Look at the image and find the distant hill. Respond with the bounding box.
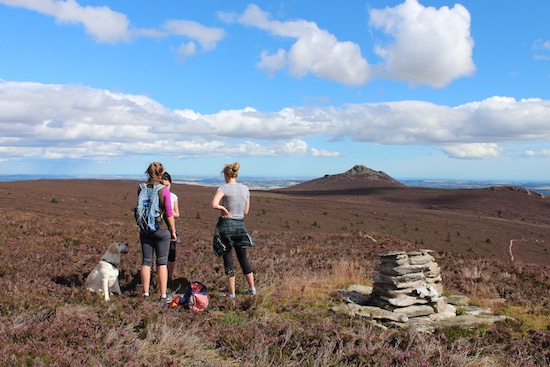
[276,165,406,192]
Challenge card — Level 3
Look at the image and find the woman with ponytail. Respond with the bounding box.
[138,162,177,302]
[211,162,256,298]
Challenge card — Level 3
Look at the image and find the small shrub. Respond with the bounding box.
[221,311,249,327]
[501,305,550,331]
[455,307,466,316]
[440,326,476,342]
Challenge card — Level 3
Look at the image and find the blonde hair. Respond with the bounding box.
[145,162,164,182]
[222,162,240,179]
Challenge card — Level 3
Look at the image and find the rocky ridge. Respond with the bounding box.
[277,164,405,192]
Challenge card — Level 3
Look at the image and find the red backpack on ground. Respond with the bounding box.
[168,281,209,312]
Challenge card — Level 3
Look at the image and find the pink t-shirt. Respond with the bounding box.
[162,187,174,217]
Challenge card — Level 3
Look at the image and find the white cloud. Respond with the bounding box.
[162,20,225,51]
[441,143,501,159]
[0,144,42,158]
[533,39,550,51]
[0,0,131,43]
[0,0,225,54]
[176,41,198,61]
[2,81,550,162]
[525,149,550,157]
[3,0,478,86]
[369,0,475,87]
[311,148,340,157]
[220,1,476,87]
[533,39,550,61]
[224,4,371,85]
[257,49,287,75]
[281,139,308,155]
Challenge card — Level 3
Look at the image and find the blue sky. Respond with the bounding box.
[0,0,549,181]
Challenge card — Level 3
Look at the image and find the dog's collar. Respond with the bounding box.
[101,259,118,269]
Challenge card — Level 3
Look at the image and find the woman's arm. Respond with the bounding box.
[244,197,250,216]
[162,188,173,217]
[165,215,177,241]
[161,188,177,240]
[211,190,231,218]
[173,199,180,218]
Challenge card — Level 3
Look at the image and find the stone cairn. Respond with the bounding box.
[370,249,456,319]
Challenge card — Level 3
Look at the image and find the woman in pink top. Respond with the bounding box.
[162,171,180,286]
[138,162,176,302]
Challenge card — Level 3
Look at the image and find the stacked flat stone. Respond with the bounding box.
[371,249,454,318]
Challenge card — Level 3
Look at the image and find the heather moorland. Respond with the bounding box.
[0,174,549,366]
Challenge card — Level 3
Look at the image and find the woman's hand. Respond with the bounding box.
[212,190,231,217]
[166,216,177,241]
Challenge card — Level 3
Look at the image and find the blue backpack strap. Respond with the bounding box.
[147,184,164,232]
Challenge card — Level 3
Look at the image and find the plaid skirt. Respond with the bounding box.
[212,217,255,256]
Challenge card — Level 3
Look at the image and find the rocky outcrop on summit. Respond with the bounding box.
[278,165,405,192]
[488,185,543,197]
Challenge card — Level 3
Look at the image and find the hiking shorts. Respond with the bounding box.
[140,229,171,266]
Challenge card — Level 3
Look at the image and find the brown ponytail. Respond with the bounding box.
[222,162,240,178]
[145,162,164,182]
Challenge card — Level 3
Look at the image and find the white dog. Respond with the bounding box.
[86,242,129,301]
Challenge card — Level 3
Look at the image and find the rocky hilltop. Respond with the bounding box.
[278,164,405,192]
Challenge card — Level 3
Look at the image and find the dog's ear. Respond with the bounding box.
[108,244,119,255]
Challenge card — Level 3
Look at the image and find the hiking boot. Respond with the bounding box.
[242,288,256,296]
[158,294,173,303]
[219,292,236,299]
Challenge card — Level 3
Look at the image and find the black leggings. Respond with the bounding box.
[223,246,253,277]
[168,239,176,262]
[215,217,254,277]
